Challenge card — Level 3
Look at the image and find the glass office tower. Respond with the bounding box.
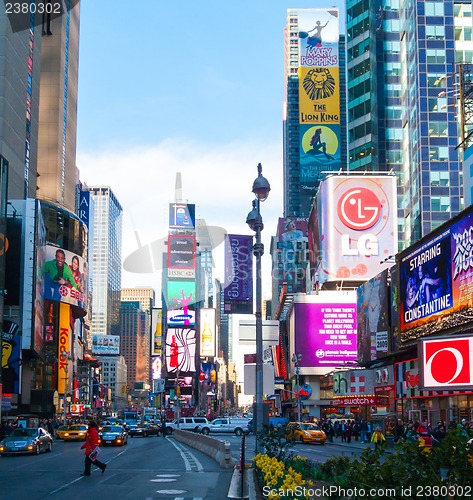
[347,0,473,248]
[87,186,123,336]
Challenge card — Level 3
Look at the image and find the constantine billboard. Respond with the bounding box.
[398,204,473,343]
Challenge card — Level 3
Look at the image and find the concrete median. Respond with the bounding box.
[173,429,235,469]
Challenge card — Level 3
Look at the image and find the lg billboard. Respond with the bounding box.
[316,175,397,283]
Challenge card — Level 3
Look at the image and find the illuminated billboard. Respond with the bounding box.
[223,234,253,314]
[151,308,163,356]
[167,308,196,327]
[167,280,196,309]
[167,235,196,278]
[316,175,398,282]
[297,9,341,203]
[419,336,473,390]
[276,218,308,292]
[165,327,196,373]
[398,205,473,342]
[169,203,196,229]
[92,334,120,355]
[200,308,216,357]
[356,270,390,363]
[2,320,21,394]
[297,9,340,68]
[291,291,357,372]
[43,244,88,310]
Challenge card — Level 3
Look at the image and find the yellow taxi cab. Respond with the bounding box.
[63,424,88,442]
[286,422,327,445]
[55,425,70,440]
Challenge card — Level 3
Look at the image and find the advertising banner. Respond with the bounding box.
[58,303,71,395]
[299,67,340,124]
[43,245,88,310]
[299,124,341,183]
[167,308,195,327]
[297,9,340,68]
[92,334,120,355]
[293,294,357,368]
[151,308,163,356]
[276,218,308,288]
[356,270,390,363]
[2,320,21,394]
[169,203,196,229]
[200,308,216,357]
[167,280,196,309]
[398,206,473,342]
[223,234,253,314]
[78,190,91,228]
[4,217,22,306]
[419,336,473,390]
[317,175,398,282]
[167,235,196,275]
[200,362,217,395]
[165,327,196,373]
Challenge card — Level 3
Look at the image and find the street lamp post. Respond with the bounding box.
[292,353,302,422]
[246,163,270,452]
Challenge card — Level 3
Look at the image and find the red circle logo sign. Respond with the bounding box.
[337,187,382,231]
[424,338,472,387]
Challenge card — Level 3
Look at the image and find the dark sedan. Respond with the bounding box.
[128,423,161,438]
[99,425,128,446]
[0,427,53,456]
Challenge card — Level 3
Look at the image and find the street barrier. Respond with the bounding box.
[173,429,235,469]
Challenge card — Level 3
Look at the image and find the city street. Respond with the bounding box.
[0,434,233,499]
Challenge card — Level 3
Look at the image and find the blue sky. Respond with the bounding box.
[76,0,345,294]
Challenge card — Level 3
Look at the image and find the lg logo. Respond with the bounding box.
[337,187,381,231]
[422,337,473,388]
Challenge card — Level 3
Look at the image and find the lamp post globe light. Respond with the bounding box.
[292,353,302,422]
[246,163,270,452]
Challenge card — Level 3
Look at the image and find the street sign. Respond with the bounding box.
[153,378,165,393]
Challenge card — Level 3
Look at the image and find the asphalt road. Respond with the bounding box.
[0,434,233,499]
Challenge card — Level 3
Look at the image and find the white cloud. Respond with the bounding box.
[77,138,283,301]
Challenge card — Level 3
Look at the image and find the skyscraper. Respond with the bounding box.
[87,186,123,336]
[120,301,151,390]
[36,3,80,212]
[121,287,155,313]
[346,0,473,248]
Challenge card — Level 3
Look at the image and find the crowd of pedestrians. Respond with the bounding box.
[318,416,473,449]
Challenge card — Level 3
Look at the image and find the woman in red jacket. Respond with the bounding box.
[81,421,107,476]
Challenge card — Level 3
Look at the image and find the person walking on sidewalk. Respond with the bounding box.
[360,419,368,443]
[371,426,386,451]
[81,421,106,476]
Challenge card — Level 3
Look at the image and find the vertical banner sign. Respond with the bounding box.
[200,308,216,357]
[151,308,163,356]
[223,234,253,314]
[58,302,71,394]
[298,8,341,193]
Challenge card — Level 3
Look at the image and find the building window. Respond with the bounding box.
[431,196,451,211]
[428,97,447,112]
[430,171,450,186]
[425,2,444,16]
[426,49,446,64]
[426,25,445,40]
[430,146,449,161]
[428,121,448,136]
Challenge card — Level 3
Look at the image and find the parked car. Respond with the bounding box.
[0,427,53,456]
[63,424,88,442]
[285,422,326,445]
[55,425,70,440]
[201,417,250,436]
[128,423,161,438]
[99,425,128,446]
